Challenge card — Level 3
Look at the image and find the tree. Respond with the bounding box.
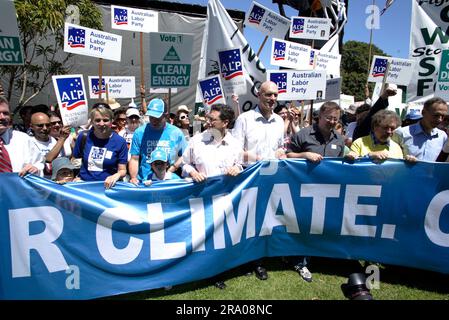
[341,40,388,101]
[0,0,102,107]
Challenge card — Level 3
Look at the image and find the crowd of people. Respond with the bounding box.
[1,81,448,291]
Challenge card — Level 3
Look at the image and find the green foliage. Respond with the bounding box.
[341,41,388,101]
[0,0,102,106]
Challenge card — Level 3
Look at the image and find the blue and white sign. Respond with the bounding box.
[245,1,290,39]
[369,55,415,85]
[270,38,312,70]
[64,23,122,62]
[198,75,226,106]
[1,159,449,299]
[111,5,158,33]
[289,17,331,40]
[52,74,88,128]
[88,76,136,99]
[218,48,246,95]
[268,69,327,101]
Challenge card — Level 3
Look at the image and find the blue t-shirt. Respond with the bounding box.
[73,130,128,181]
[131,123,187,181]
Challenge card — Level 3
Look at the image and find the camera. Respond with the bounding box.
[341,273,373,300]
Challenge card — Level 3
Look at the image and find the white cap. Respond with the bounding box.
[126,108,140,118]
[177,105,192,113]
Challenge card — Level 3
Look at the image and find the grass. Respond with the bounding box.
[109,257,449,300]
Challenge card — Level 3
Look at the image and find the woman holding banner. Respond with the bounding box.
[72,104,128,189]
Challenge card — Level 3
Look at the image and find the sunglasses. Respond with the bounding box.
[51,121,62,126]
[179,115,188,120]
[32,123,51,128]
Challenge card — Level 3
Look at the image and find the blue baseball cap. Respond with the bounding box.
[405,109,422,121]
[149,148,168,164]
[146,98,165,118]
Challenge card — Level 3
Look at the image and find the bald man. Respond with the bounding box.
[30,112,60,178]
[232,81,286,166]
[231,81,286,281]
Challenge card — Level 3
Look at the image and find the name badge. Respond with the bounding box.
[331,144,337,150]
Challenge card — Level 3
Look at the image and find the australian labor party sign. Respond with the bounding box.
[268,70,327,101]
[435,50,449,101]
[270,38,312,70]
[64,23,122,62]
[111,5,158,33]
[52,75,88,128]
[369,55,415,86]
[218,48,247,95]
[0,0,24,65]
[88,76,136,99]
[198,75,226,106]
[245,1,290,39]
[149,32,193,87]
[289,17,331,41]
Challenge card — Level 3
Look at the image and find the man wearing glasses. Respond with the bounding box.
[286,101,346,283]
[30,111,59,178]
[0,96,43,176]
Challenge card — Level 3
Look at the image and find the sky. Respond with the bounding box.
[182,0,413,69]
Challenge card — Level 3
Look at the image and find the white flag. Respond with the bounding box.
[197,0,266,112]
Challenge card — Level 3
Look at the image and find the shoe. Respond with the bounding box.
[214,281,226,290]
[295,266,313,282]
[254,266,268,280]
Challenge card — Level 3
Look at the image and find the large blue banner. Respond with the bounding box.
[1,159,448,299]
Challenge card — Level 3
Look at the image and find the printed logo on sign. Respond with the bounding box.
[372,58,388,77]
[200,77,223,106]
[248,5,265,25]
[56,77,86,110]
[273,41,286,61]
[309,50,315,66]
[113,8,128,25]
[163,46,180,62]
[67,27,85,48]
[219,49,243,80]
[270,73,287,94]
[92,78,106,95]
[292,18,305,34]
[91,148,105,160]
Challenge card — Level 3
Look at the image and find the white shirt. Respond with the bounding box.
[1,128,44,175]
[182,130,243,177]
[231,106,284,165]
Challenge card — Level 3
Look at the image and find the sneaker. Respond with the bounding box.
[295,266,313,282]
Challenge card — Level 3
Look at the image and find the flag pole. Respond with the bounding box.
[256,35,269,57]
[98,58,103,101]
[366,0,376,84]
[140,32,145,93]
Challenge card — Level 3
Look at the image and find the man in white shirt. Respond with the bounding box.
[183,104,242,182]
[0,96,43,176]
[30,112,58,178]
[231,81,286,281]
[232,81,286,166]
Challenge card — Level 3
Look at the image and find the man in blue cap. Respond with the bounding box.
[129,98,187,185]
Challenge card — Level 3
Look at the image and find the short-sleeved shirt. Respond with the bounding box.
[231,106,284,166]
[350,134,403,159]
[393,122,448,161]
[73,130,128,181]
[130,123,187,181]
[287,124,345,157]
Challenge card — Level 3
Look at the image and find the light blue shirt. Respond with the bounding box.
[393,122,447,161]
[131,123,187,181]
